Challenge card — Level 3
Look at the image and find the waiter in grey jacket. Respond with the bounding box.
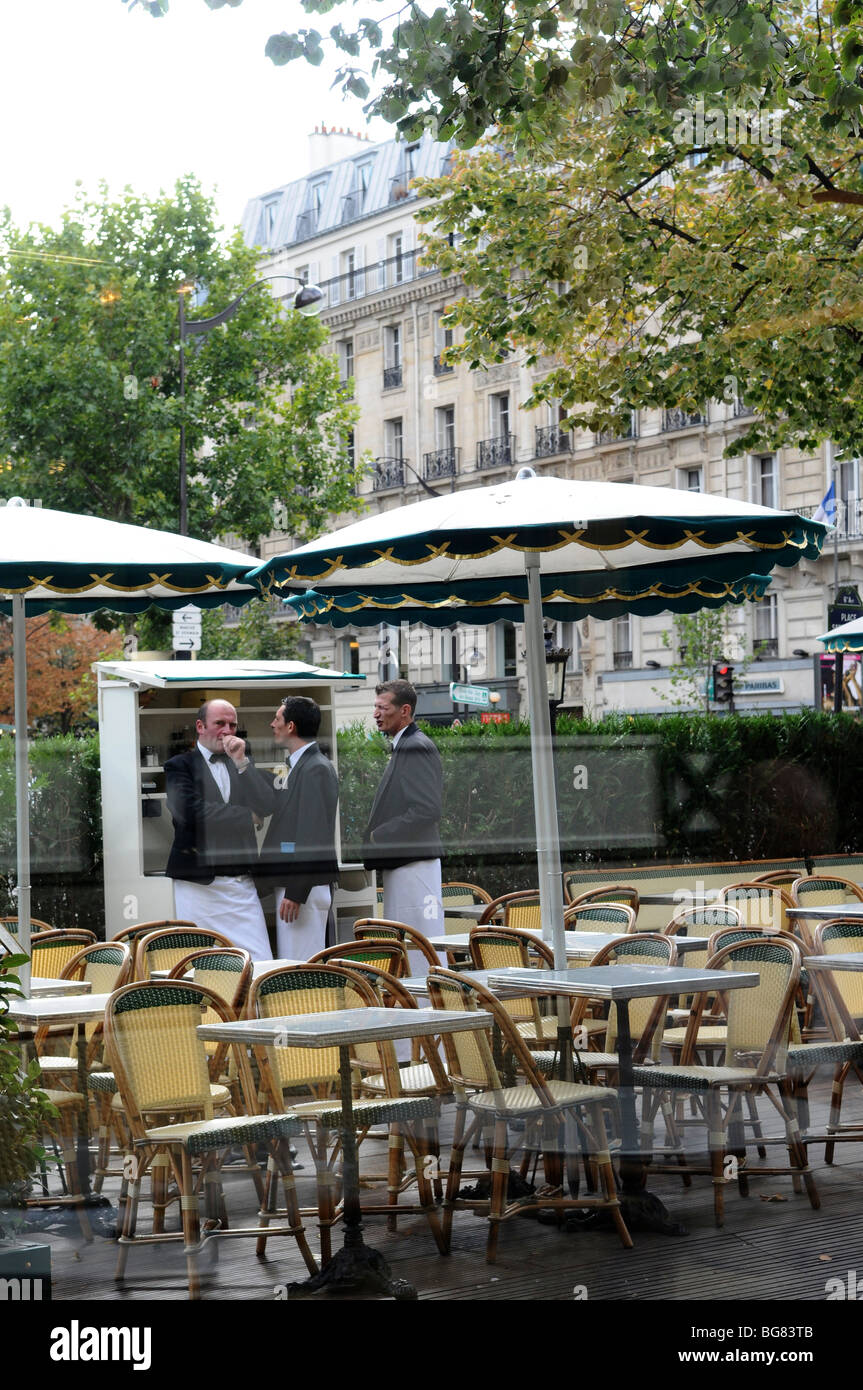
[257,695,339,960]
[362,679,443,939]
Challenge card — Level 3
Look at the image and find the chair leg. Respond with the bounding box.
[486,1118,510,1264]
[387,1127,404,1231]
[178,1148,202,1300]
[115,1146,152,1282]
[744,1089,768,1159]
[151,1151,171,1234]
[405,1126,448,1255]
[585,1103,633,1251]
[825,1063,849,1164]
[255,1153,279,1257]
[273,1139,318,1275]
[778,1079,820,1211]
[706,1092,727,1227]
[442,1105,468,1251]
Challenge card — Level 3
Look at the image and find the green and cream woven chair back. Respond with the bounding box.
[167,948,251,1011]
[250,964,378,1097]
[442,882,492,932]
[718,883,792,935]
[710,938,801,1072]
[310,942,410,977]
[565,903,636,933]
[0,915,55,937]
[587,935,676,1060]
[134,927,235,981]
[111,920,197,951]
[815,920,863,1023]
[30,931,99,980]
[353,918,440,969]
[66,941,132,996]
[468,928,546,1032]
[791,875,863,909]
[426,969,502,1092]
[104,981,228,1123]
[665,904,741,939]
[569,885,640,917]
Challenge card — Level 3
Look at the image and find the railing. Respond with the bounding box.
[596,415,637,445]
[534,425,572,458]
[423,447,459,481]
[321,249,439,308]
[383,365,403,389]
[373,457,406,491]
[613,650,633,670]
[662,407,705,431]
[295,209,318,240]
[477,434,515,470]
[341,191,365,223]
[433,353,454,376]
[798,498,863,541]
[753,637,779,658]
[389,174,414,204]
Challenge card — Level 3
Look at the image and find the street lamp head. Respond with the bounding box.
[177,280,196,297]
[293,282,324,317]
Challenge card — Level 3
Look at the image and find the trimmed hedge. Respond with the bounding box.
[2,713,862,925]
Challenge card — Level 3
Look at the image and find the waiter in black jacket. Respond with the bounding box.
[362,679,443,938]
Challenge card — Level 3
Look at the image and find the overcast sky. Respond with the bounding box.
[0,0,389,237]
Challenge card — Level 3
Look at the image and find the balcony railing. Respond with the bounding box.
[534,424,572,458]
[389,174,414,204]
[423,446,459,481]
[295,209,318,240]
[320,249,440,309]
[383,365,403,389]
[753,637,779,659]
[373,457,406,492]
[662,407,705,431]
[596,415,637,445]
[340,190,365,223]
[798,498,863,541]
[433,353,454,376]
[613,650,633,670]
[477,434,515,470]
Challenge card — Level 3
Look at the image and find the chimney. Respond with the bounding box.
[307,125,372,172]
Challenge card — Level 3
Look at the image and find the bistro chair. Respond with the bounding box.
[248,963,445,1263]
[664,904,742,937]
[134,926,236,981]
[35,941,133,1088]
[426,967,633,1260]
[166,947,252,1014]
[752,869,804,889]
[29,930,98,980]
[565,902,637,933]
[478,890,543,929]
[568,885,640,919]
[0,915,55,936]
[718,882,793,935]
[110,920,198,951]
[310,940,410,978]
[636,936,820,1226]
[104,979,314,1299]
[353,918,441,970]
[468,927,565,1052]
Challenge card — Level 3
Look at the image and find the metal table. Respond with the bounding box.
[198,1005,491,1301]
[428,928,711,960]
[29,978,92,998]
[6,993,112,1201]
[487,964,758,1235]
[788,903,863,921]
[151,956,303,981]
[637,891,723,907]
[804,952,863,971]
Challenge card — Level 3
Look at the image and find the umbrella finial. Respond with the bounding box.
[515,467,536,481]
[6,497,27,508]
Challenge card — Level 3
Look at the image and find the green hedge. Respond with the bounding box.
[2,714,862,927]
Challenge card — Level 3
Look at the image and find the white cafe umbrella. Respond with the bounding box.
[0,498,259,989]
[250,468,825,979]
[819,614,863,653]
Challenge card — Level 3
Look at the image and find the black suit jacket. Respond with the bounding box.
[165,748,274,883]
[256,743,340,902]
[362,722,443,871]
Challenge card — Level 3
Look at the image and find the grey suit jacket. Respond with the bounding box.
[256,742,339,902]
[362,723,443,871]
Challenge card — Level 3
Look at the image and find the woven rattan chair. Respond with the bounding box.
[636,936,820,1226]
[134,926,236,981]
[426,967,633,1260]
[104,979,315,1298]
[353,918,441,970]
[35,941,133,1089]
[467,927,564,1051]
[309,940,410,977]
[0,915,55,936]
[718,882,793,935]
[477,890,544,929]
[166,947,252,1013]
[248,963,445,1262]
[441,881,493,933]
[111,920,198,950]
[568,885,640,918]
[786,923,863,1162]
[663,904,742,937]
[564,902,637,933]
[29,931,99,980]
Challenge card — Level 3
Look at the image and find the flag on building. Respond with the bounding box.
[813,482,837,526]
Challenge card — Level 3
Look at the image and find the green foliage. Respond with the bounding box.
[199,604,303,660]
[0,179,363,544]
[142,0,863,148]
[0,956,57,1203]
[657,611,752,711]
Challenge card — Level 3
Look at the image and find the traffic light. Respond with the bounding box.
[713,662,735,704]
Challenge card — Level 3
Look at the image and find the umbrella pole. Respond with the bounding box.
[12,596,31,996]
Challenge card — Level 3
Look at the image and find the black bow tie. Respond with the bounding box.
[210,752,229,764]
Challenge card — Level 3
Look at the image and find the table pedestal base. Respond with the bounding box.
[286,1232,417,1300]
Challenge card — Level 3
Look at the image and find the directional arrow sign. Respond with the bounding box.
[449,681,491,708]
[172,633,201,652]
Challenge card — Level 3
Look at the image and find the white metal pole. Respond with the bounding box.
[12,594,31,996]
[523,553,566,970]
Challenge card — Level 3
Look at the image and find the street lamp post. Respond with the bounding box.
[544,629,571,737]
[177,274,324,536]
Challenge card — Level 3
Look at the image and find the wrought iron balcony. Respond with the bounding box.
[477,434,515,470]
[534,424,572,458]
[798,498,863,541]
[433,354,454,376]
[373,457,406,491]
[383,365,403,389]
[613,650,633,670]
[423,447,459,481]
[596,416,636,445]
[753,637,779,659]
[662,407,705,431]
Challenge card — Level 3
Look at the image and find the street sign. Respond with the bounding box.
[172,604,201,652]
[172,633,201,652]
[449,681,491,708]
[828,584,863,629]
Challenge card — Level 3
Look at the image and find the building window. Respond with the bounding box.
[555,621,582,674]
[296,265,309,286]
[753,593,779,658]
[356,160,372,200]
[679,466,703,493]
[341,248,357,300]
[341,635,361,675]
[502,622,518,677]
[838,453,861,537]
[264,200,279,239]
[339,338,354,385]
[490,392,510,437]
[435,405,456,452]
[345,428,355,469]
[384,417,404,459]
[383,324,402,389]
[752,454,777,509]
[613,614,633,669]
[389,232,405,284]
[433,309,454,375]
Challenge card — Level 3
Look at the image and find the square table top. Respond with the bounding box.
[401,968,532,999]
[487,964,760,1001]
[804,953,863,972]
[427,929,710,957]
[6,993,112,1025]
[788,903,863,920]
[198,1006,492,1049]
[636,891,723,907]
[151,957,303,982]
[29,978,92,998]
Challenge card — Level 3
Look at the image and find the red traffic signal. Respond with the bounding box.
[712,662,735,704]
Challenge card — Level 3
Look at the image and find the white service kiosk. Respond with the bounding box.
[95,659,373,938]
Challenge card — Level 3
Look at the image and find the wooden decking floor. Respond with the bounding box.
[13,1071,863,1306]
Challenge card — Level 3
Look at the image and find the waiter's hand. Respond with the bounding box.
[222,735,248,765]
[279,897,301,923]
